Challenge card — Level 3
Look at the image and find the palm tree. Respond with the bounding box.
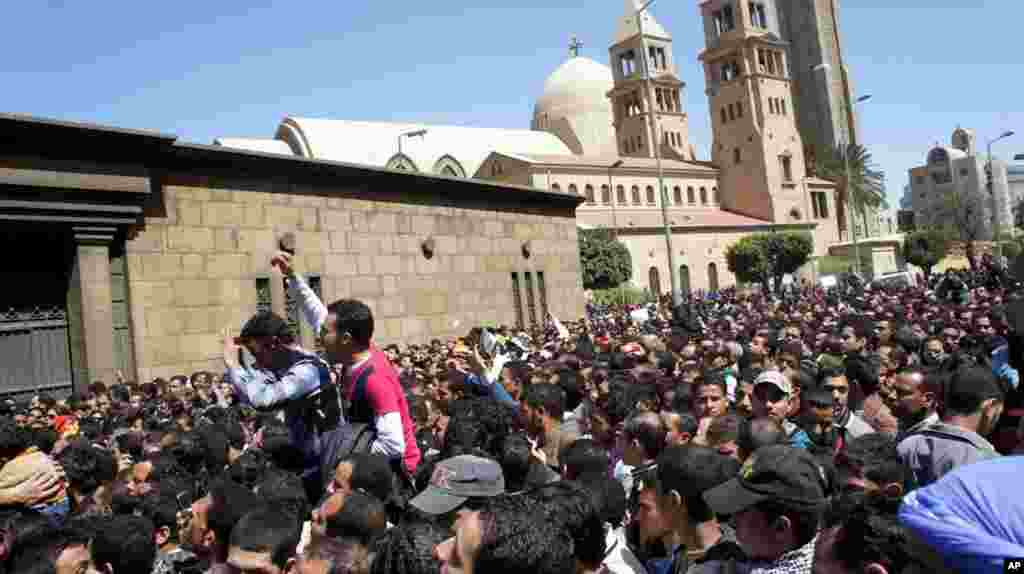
[814,143,887,239]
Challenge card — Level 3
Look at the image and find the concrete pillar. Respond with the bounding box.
[68,236,117,386]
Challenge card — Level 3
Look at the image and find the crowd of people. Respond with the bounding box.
[0,251,1023,574]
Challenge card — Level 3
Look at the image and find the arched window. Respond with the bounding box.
[601,185,611,204]
[700,187,708,205]
[646,185,656,204]
[568,183,578,196]
[679,265,691,294]
[712,187,720,204]
[649,267,662,297]
[673,186,683,205]
[687,186,696,204]
[385,153,419,172]
[433,155,466,177]
[551,183,561,192]
[631,186,642,205]
[616,185,626,204]
[584,185,596,204]
[708,262,719,292]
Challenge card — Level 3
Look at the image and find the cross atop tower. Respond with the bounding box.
[569,36,583,58]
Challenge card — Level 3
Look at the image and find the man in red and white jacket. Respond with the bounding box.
[272,253,420,474]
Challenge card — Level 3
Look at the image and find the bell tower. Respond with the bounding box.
[699,0,810,223]
[607,0,692,160]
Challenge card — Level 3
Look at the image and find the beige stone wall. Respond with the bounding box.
[125,182,583,382]
[620,229,745,293]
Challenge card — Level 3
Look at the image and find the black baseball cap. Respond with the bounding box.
[703,445,828,516]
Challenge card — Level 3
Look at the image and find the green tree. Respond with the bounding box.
[725,231,814,293]
[815,143,887,238]
[578,229,632,290]
[901,228,952,280]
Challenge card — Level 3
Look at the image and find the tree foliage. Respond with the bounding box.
[578,229,632,290]
[725,231,814,293]
[815,143,887,235]
[902,229,952,280]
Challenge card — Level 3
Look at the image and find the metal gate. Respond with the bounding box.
[0,306,72,399]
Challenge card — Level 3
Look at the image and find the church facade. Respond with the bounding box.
[217,1,842,296]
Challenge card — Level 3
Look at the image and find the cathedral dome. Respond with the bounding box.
[534,56,614,121]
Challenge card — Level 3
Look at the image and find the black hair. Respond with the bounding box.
[523,384,565,419]
[90,515,157,574]
[697,371,728,396]
[228,448,272,491]
[498,434,533,493]
[578,473,627,528]
[752,499,822,548]
[526,481,606,569]
[561,438,610,480]
[240,311,295,343]
[816,366,847,385]
[0,418,31,459]
[623,411,667,460]
[346,453,394,505]
[230,505,301,570]
[656,445,740,524]
[738,417,786,456]
[369,520,447,574]
[474,496,576,574]
[208,478,263,548]
[257,469,310,522]
[326,299,375,347]
[324,490,388,545]
[556,369,584,413]
[837,434,906,507]
[138,489,181,543]
[57,440,117,497]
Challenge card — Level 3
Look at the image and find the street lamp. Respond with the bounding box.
[607,160,624,239]
[844,94,872,278]
[635,0,681,306]
[397,129,428,156]
[987,130,1014,262]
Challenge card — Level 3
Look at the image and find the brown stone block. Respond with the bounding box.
[237,229,276,253]
[377,235,395,254]
[145,308,183,337]
[234,191,274,204]
[181,308,215,334]
[351,276,380,296]
[435,235,457,256]
[181,254,204,278]
[214,229,239,252]
[146,335,182,366]
[396,236,419,255]
[247,251,274,275]
[291,194,326,208]
[380,275,399,296]
[376,255,402,275]
[293,231,330,254]
[166,227,215,252]
[320,210,351,232]
[179,332,221,362]
[329,231,348,252]
[206,254,246,279]
[141,254,183,280]
[304,254,324,274]
[208,189,235,203]
[130,281,175,308]
[368,213,397,234]
[266,205,302,229]
[213,280,243,305]
[394,214,412,234]
[401,317,427,338]
[379,318,402,340]
[173,279,213,306]
[411,215,436,236]
[167,185,211,202]
[483,220,504,237]
[239,204,265,228]
[356,255,374,275]
[202,202,240,227]
[453,255,478,274]
[376,296,406,318]
[300,208,319,230]
[126,226,165,253]
[325,255,357,276]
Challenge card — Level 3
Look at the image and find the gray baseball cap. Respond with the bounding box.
[409,455,505,515]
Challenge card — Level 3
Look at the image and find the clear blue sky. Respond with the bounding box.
[4,0,1022,206]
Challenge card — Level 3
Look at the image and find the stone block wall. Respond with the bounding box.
[125,180,583,382]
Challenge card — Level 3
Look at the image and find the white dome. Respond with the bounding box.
[534,57,614,119]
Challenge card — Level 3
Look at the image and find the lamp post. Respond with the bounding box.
[397,129,428,156]
[635,0,681,306]
[987,130,1014,263]
[844,94,872,278]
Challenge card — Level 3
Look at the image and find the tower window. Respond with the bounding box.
[811,191,829,218]
[749,2,768,28]
[631,186,642,205]
[638,134,644,149]
[617,185,627,204]
[620,50,636,76]
[768,98,776,114]
[656,89,665,112]
[728,103,735,121]
[673,186,683,204]
[648,46,667,70]
[687,186,696,204]
[700,187,709,205]
[551,183,561,192]
[780,98,787,115]
[568,183,578,196]
[734,147,742,164]
[758,49,768,73]
[713,4,736,35]
[720,60,740,82]
[646,185,656,204]
[713,187,720,203]
[721,107,728,124]
[601,184,611,204]
[736,101,743,118]
[780,155,793,181]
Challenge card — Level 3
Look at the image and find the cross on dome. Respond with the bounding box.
[569,36,583,57]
